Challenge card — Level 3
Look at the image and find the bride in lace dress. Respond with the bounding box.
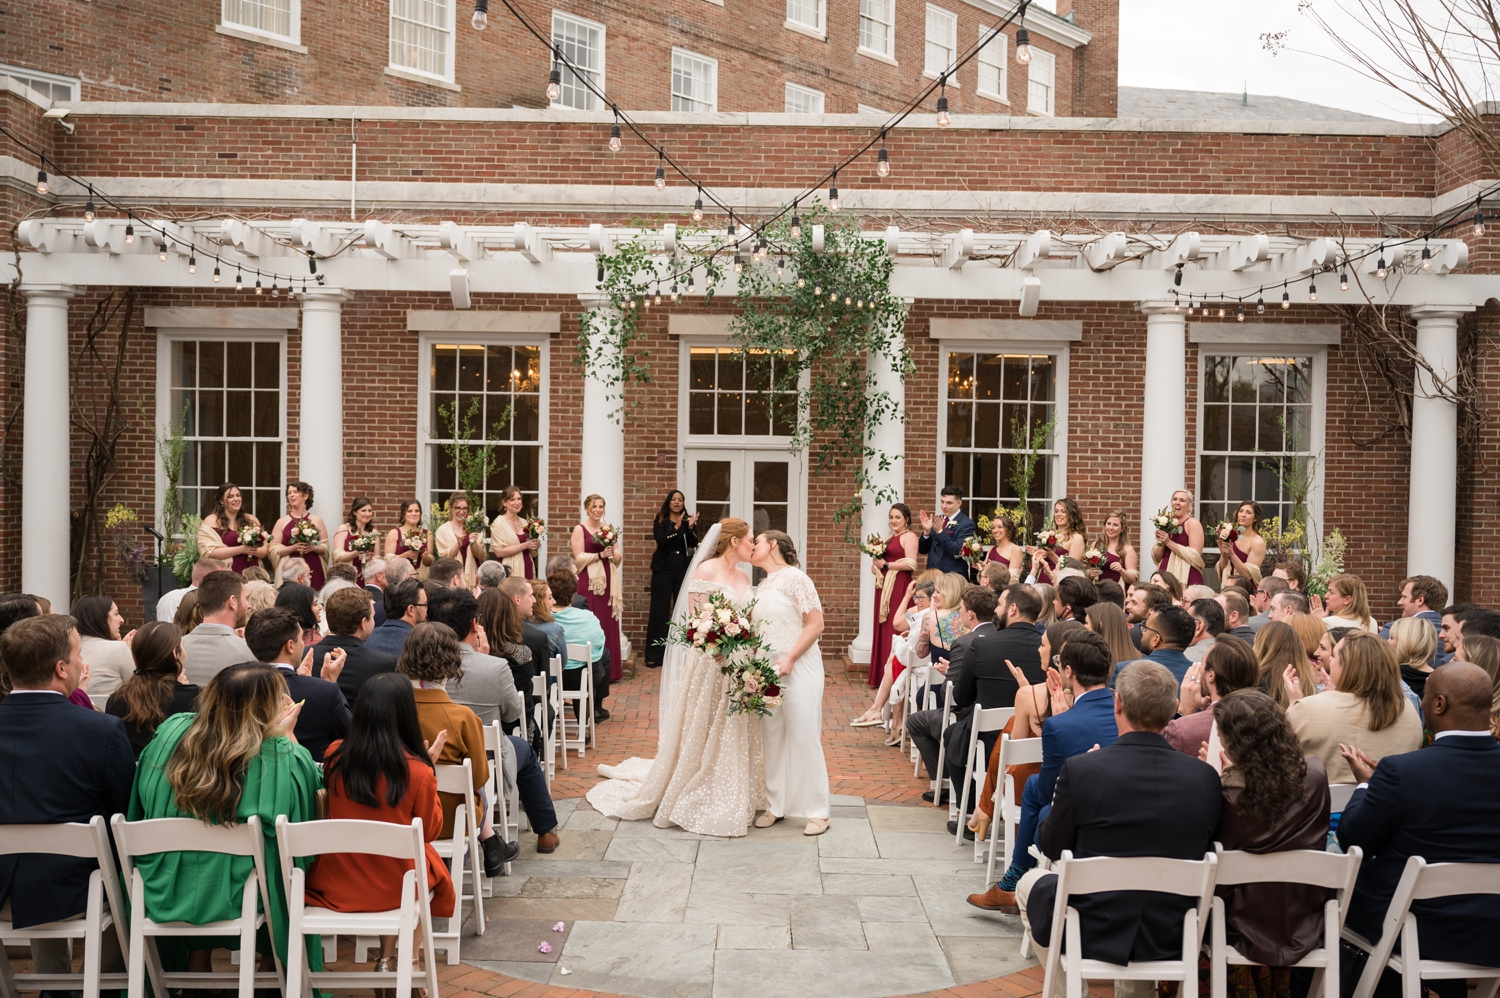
[750,530,832,835]
[586,518,768,837]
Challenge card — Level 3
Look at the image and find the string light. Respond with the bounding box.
[1339,265,1349,291]
[1015,25,1032,64]
[608,120,622,153]
[734,254,744,274]
[1256,293,1265,314]
[1281,284,1290,309]
[935,84,951,128]
[790,206,802,239]
[797,276,806,288]
[1475,197,1486,237]
[727,215,737,237]
[1308,279,1317,302]
[654,149,666,189]
[83,188,96,222]
[1376,245,1387,279]
[546,55,562,101]
[692,189,704,222]
[255,277,263,295]
[235,269,244,290]
[777,257,785,277]
[1217,296,1225,318]
[828,171,840,212]
[124,222,134,245]
[188,255,197,275]
[270,280,279,298]
[158,242,168,262]
[670,282,679,302]
[1172,293,1180,313]
[471,0,488,29]
[35,166,47,195]
[876,134,890,178]
[1421,240,1431,269]
[1236,303,1245,322]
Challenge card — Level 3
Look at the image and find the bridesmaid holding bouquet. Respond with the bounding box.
[385,500,434,580]
[867,503,918,688]
[985,516,1025,585]
[198,482,271,574]
[435,491,485,589]
[332,496,382,587]
[1096,511,1139,586]
[571,494,623,681]
[271,481,330,590]
[490,485,542,579]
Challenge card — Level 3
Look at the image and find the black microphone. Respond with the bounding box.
[144,525,165,541]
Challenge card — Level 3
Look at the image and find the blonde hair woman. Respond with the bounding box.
[1315,574,1379,633]
[1086,602,1138,669]
[571,494,623,684]
[1389,615,1439,701]
[915,572,970,685]
[1254,620,1315,707]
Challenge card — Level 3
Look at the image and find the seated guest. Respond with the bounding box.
[499,577,555,705]
[1254,619,1316,707]
[312,586,398,705]
[528,578,568,662]
[969,629,1118,912]
[1211,689,1331,972]
[1454,635,1500,735]
[385,557,415,587]
[1389,615,1439,704]
[429,558,465,589]
[105,621,201,759]
[1032,584,1056,628]
[1289,612,1334,681]
[1086,602,1138,676]
[172,590,203,636]
[1338,663,1500,998]
[129,663,323,977]
[478,588,537,722]
[1054,575,1097,623]
[366,578,427,658]
[1452,606,1500,662]
[241,565,272,584]
[544,553,575,577]
[1124,582,1172,651]
[244,606,350,763]
[1014,661,1221,974]
[1273,556,1305,592]
[1184,597,1225,663]
[1216,588,1255,641]
[0,615,133,977]
[1164,633,1258,756]
[426,588,523,733]
[1150,569,1185,604]
[363,557,389,626]
[477,560,507,592]
[1268,589,1310,623]
[155,556,226,626]
[279,556,313,588]
[1095,579,1126,610]
[75,595,136,696]
[398,623,558,869]
[304,672,455,976]
[1247,576,1288,633]
[326,563,359,586]
[1381,575,1449,667]
[180,570,253,686]
[548,571,611,719]
[1317,573,1379,635]
[275,582,323,648]
[1117,603,1194,684]
[1285,631,1422,784]
[980,560,1010,593]
[243,579,277,616]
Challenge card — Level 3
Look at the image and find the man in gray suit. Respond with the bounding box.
[180,570,253,686]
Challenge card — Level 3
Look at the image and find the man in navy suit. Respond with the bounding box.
[244,606,351,763]
[1338,662,1500,998]
[917,485,978,578]
[969,630,1120,912]
[363,557,389,626]
[0,614,134,980]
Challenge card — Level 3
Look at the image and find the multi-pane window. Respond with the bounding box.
[221,0,297,41]
[390,0,453,80]
[427,343,543,520]
[977,29,1007,101]
[169,339,284,526]
[859,0,894,57]
[551,12,603,110]
[0,63,80,100]
[1027,47,1055,115]
[786,0,824,33]
[942,350,1059,526]
[671,49,717,112]
[785,83,825,113]
[1199,355,1315,531]
[925,5,957,77]
[688,348,799,437]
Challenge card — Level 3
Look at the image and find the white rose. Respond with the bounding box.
[724,622,741,636]
[716,608,733,623]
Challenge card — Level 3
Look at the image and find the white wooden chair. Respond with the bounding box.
[430,760,485,964]
[1210,845,1363,998]
[1041,850,1218,998]
[1328,783,1358,813]
[954,706,1014,852]
[275,816,440,998]
[0,816,129,998]
[481,720,519,859]
[532,673,555,785]
[988,732,1043,889]
[561,642,595,757]
[110,814,283,998]
[548,654,569,770]
[930,680,955,807]
[1345,856,1500,998]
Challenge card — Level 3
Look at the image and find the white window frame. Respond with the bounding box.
[924,4,958,81]
[550,11,605,111]
[785,0,826,38]
[154,329,289,537]
[858,103,885,114]
[0,63,81,101]
[389,0,455,84]
[1027,46,1055,115]
[976,28,1007,103]
[784,82,826,114]
[858,0,896,60]
[1194,341,1327,552]
[416,331,551,528]
[671,48,718,112]
[935,339,1070,527]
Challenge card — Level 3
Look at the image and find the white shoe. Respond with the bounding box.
[849,717,884,727]
[754,811,781,828]
[803,819,830,836]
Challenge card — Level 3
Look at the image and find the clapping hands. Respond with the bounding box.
[1046,666,1073,716]
[1339,743,1377,783]
[1179,663,1207,715]
[425,729,449,764]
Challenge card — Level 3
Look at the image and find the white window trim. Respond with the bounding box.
[154,328,289,539]
[935,338,1071,515]
[550,10,606,111]
[858,0,896,60]
[784,0,827,38]
[219,0,301,46]
[784,82,826,114]
[0,63,81,101]
[670,47,718,112]
[924,4,959,83]
[388,0,456,84]
[1192,341,1327,555]
[1027,47,1056,116]
[858,103,886,114]
[976,28,1008,104]
[415,330,551,526]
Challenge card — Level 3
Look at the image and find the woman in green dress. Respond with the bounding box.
[128,662,324,974]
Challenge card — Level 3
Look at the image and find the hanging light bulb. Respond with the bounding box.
[83,189,96,222]
[124,223,135,245]
[1474,198,1486,236]
[654,150,666,189]
[814,283,822,296]
[1376,245,1387,279]
[1340,266,1349,291]
[790,208,802,240]
[1308,280,1317,302]
[159,242,168,262]
[1421,241,1432,269]
[1236,304,1245,322]
[546,61,562,101]
[777,257,785,276]
[936,88,951,128]
[188,255,197,275]
[734,254,744,274]
[705,272,714,287]
[1172,294,1181,313]
[653,286,662,305]
[471,2,488,28]
[828,171,840,212]
[670,283,679,302]
[213,262,221,283]
[608,119,622,153]
[727,215,737,237]
[255,277,263,294]
[1281,286,1290,309]
[270,280,279,297]
[687,272,695,290]
[876,137,890,178]
[1256,295,1265,314]
[1217,299,1226,318]
[1015,25,1032,64]
[692,190,704,223]
[235,270,244,290]
[797,276,806,288]
[35,167,47,195]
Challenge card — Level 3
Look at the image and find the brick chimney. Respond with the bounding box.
[1057,0,1118,117]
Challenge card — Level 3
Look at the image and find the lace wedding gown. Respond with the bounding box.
[586,578,768,836]
[755,566,831,821]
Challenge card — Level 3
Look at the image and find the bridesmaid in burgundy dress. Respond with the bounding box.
[1215,501,1268,587]
[198,483,271,574]
[385,499,434,580]
[571,494,623,681]
[1151,489,1206,588]
[332,496,382,587]
[867,503,918,688]
[985,517,1024,585]
[1096,510,1139,587]
[271,480,330,590]
[1028,498,1086,585]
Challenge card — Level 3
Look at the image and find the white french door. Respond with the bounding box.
[683,447,803,577]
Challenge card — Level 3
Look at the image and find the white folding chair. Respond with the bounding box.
[276,816,440,998]
[430,760,486,964]
[561,642,595,757]
[955,706,1014,850]
[910,674,937,774]
[931,680,955,807]
[1345,856,1500,998]
[1328,783,1357,813]
[987,732,1043,889]
[548,654,569,770]
[0,816,130,998]
[1210,845,1362,998]
[532,673,555,785]
[1041,850,1218,998]
[111,814,283,998]
[482,720,520,847]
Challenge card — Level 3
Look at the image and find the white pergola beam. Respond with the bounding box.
[361,220,412,260]
[1208,233,1269,272]
[1083,231,1129,271]
[940,229,974,270]
[291,218,339,258]
[1141,231,1201,272]
[1015,229,1052,270]
[221,219,277,259]
[439,221,480,263]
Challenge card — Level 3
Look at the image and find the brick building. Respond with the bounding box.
[3,0,1498,665]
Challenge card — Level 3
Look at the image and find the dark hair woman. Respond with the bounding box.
[868,503,918,689]
[332,495,381,588]
[74,594,137,698]
[305,672,455,973]
[386,500,434,580]
[645,490,700,669]
[271,480,330,592]
[275,582,323,648]
[1029,497,1087,586]
[105,621,200,759]
[199,482,271,575]
[1216,501,1268,589]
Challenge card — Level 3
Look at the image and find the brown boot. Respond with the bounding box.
[535,830,560,853]
[966,885,1019,914]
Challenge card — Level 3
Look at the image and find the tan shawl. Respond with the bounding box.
[435,519,483,589]
[574,524,623,619]
[875,533,919,624]
[489,515,530,579]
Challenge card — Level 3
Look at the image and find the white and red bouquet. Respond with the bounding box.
[1215,521,1242,543]
[1036,528,1060,550]
[959,534,988,567]
[594,524,619,549]
[289,518,320,546]
[237,524,268,548]
[349,532,377,554]
[861,532,887,559]
[401,527,428,554]
[524,516,547,540]
[667,591,780,716]
[1152,508,1182,535]
[1083,546,1104,568]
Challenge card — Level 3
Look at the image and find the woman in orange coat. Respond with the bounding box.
[305,672,455,976]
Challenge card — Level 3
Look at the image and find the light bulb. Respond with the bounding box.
[255,278,264,294]
[159,242,168,262]
[1015,26,1032,64]
[1172,296,1180,313]
[705,273,714,287]
[877,146,890,177]
[1217,304,1225,318]
[1475,206,1486,237]
[727,218,737,236]
[235,272,244,290]
[777,258,785,276]
[1308,281,1317,302]
[608,122,621,152]
[828,175,840,212]
[213,263,221,283]
[84,197,96,222]
[845,295,853,306]
[790,213,802,239]
[797,277,805,288]
[935,94,951,127]
[471,5,487,28]
[188,255,197,275]
[1421,243,1431,269]
[1340,271,1349,291]
[271,281,279,297]
[1237,305,1245,321]
[670,284,679,302]
[692,193,703,222]
[546,66,562,101]
[35,169,47,195]
[1281,289,1290,309]
[655,165,666,189]
[687,273,695,290]
[734,254,743,274]
[643,294,651,309]
[1376,257,1387,279]
[124,223,135,244]
[1256,296,1265,314]
[814,284,822,296]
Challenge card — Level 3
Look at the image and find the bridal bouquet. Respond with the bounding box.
[349,532,377,554]
[667,591,781,716]
[1215,521,1242,543]
[402,527,428,554]
[594,524,619,549]
[959,534,988,567]
[464,509,487,534]
[861,532,887,559]
[289,518,320,546]
[524,516,547,540]
[237,524,268,548]
[1036,528,1060,550]
[1152,508,1182,534]
[1083,546,1104,568]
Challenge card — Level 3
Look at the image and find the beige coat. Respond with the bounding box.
[1288,690,1422,784]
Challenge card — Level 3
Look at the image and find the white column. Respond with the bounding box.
[21,285,76,608]
[1404,304,1473,593]
[1137,302,1188,545]
[297,289,351,524]
[579,296,628,657]
[848,320,908,663]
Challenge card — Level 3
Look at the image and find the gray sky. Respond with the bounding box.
[1117,0,1437,122]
